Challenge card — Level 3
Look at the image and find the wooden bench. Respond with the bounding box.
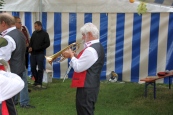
[140,73,173,99]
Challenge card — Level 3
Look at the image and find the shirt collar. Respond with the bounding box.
[84,39,99,48]
[1,26,16,36]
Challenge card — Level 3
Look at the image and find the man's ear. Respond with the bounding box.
[88,32,93,38]
[1,21,6,27]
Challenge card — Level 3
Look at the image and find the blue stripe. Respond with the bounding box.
[53,13,61,79]
[148,13,160,76]
[154,0,164,4]
[42,12,47,70]
[115,13,125,81]
[84,13,92,23]
[12,12,19,17]
[166,13,173,69]
[24,12,32,36]
[164,13,173,83]
[131,13,142,82]
[100,13,108,80]
[68,13,77,78]
[42,12,47,31]
[24,12,32,76]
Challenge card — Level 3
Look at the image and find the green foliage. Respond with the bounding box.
[0,0,4,9]
[17,79,173,115]
[137,2,147,15]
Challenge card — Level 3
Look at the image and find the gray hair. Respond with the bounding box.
[80,22,99,39]
[0,13,15,27]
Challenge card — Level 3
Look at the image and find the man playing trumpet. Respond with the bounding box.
[62,22,105,115]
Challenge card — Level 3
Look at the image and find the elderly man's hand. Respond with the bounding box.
[62,49,74,58]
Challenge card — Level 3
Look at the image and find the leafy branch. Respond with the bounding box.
[0,0,4,9]
[137,2,147,15]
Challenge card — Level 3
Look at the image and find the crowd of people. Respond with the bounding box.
[0,12,105,115]
[0,13,50,114]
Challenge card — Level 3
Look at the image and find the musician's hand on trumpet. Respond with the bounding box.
[62,48,77,59]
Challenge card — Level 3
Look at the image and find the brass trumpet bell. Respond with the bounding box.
[45,42,81,65]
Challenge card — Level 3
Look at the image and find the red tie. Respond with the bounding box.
[0,65,5,70]
[2,101,9,115]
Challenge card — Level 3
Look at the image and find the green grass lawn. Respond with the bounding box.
[16,79,173,115]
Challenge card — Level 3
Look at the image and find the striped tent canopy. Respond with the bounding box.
[1,0,173,84]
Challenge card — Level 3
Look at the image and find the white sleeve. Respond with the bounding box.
[0,71,24,102]
[69,47,98,72]
[0,35,16,61]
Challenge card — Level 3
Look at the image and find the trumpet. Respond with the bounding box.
[45,42,81,65]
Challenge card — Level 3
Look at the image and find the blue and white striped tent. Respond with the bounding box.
[1,0,173,83]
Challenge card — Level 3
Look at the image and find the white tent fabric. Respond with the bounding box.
[1,0,173,12]
[1,0,173,84]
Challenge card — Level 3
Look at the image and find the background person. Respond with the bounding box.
[14,16,30,69]
[62,22,105,115]
[0,70,24,115]
[14,16,32,92]
[29,21,50,88]
[13,16,34,108]
[0,38,24,115]
[0,13,34,113]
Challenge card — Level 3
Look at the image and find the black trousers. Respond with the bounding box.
[6,98,17,115]
[76,87,99,115]
[30,53,44,85]
[0,103,1,115]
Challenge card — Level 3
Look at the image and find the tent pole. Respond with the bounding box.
[39,0,42,22]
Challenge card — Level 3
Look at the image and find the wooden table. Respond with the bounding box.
[140,73,173,99]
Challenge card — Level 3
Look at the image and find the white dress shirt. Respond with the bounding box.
[0,71,24,103]
[0,27,16,61]
[69,39,99,73]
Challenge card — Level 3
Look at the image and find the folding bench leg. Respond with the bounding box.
[145,82,148,97]
[153,82,156,99]
[145,82,156,99]
[169,76,172,89]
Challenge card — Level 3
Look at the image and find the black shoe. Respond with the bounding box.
[20,104,35,108]
[28,89,31,93]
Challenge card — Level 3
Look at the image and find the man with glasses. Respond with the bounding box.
[14,16,35,108]
[14,16,30,69]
